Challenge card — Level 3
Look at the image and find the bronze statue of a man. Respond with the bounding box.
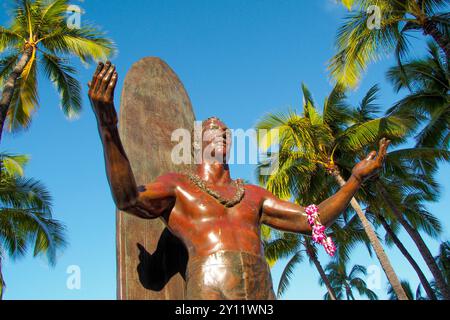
[88,61,390,300]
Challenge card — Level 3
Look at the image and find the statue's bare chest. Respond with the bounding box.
[165,182,264,234]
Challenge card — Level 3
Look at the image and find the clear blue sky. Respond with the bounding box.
[1,0,448,300]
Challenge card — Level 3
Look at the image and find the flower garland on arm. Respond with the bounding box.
[305,205,336,256]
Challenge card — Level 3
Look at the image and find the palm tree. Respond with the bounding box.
[337,95,450,300]
[368,205,438,299]
[331,0,449,88]
[435,241,449,283]
[372,148,449,299]
[260,139,371,300]
[256,83,413,299]
[387,42,449,149]
[0,152,66,299]
[322,261,378,300]
[0,0,115,142]
[388,280,427,300]
[263,200,372,300]
[431,241,450,299]
[374,178,449,299]
[264,230,338,300]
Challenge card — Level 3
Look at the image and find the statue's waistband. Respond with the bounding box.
[185,250,275,299]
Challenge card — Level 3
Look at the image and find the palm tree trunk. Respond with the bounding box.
[305,241,337,300]
[332,171,409,300]
[377,183,450,300]
[376,213,437,300]
[0,255,4,300]
[422,19,450,61]
[0,46,33,144]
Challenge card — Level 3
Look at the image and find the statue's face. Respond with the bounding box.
[201,118,231,163]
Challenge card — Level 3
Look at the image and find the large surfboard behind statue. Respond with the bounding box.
[117,57,195,299]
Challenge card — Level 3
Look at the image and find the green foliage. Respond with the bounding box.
[257,83,407,297]
[256,83,412,207]
[0,152,67,299]
[322,261,378,300]
[435,241,450,285]
[0,0,115,132]
[329,0,449,88]
[387,42,449,149]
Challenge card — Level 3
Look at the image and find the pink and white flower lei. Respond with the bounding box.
[305,204,336,256]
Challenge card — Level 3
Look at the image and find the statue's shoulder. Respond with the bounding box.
[243,183,271,196]
[153,172,187,185]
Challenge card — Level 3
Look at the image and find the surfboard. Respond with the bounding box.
[117,57,195,299]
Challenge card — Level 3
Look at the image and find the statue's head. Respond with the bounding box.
[194,117,231,164]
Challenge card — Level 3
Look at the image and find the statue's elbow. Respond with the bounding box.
[115,196,138,212]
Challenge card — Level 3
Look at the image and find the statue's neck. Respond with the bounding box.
[195,162,231,185]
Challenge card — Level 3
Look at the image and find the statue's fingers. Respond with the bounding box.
[94,61,111,92]
[366,150,377,161]
[105,72,118,98]
[90,62,104,92]
[93,62,104,77]
[100,64,115,92]
[377,139,390,164]
[379,137,386,150]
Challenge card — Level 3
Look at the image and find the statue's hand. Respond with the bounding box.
[351,138,390,182]
[88,61,118,128]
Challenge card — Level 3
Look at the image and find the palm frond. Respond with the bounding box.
[40,26,115,63]
[276,251,304,298]
[323,83,352,133]
[0,153,29,176]
[0,174,66,263]
[404,206,442,239]
[328,6,403,87]
[421,0,450,15]
[301,83,316,110]
[350,277,379,299]
[0,26,23,51]
[264,232,300,264]
[42,52,81,118]
[336,115,412,152]
[0,53,20,87]
[386,147,450,176]
[352,84,381,123]
[5,55,38,132]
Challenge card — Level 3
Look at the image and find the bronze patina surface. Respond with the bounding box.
[88,60,390,300]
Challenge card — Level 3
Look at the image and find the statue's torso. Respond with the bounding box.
[161,175,267,259]
[152,173,276,300]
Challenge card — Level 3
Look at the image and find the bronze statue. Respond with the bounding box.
[89,61,390,300]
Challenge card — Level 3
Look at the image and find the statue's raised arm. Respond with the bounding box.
[261,138,391,234]
[88,61,175,218]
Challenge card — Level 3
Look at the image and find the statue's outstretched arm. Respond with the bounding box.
[261,139,390,234]
[88,62,175,219]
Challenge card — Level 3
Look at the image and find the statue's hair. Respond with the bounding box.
[203,116,225,126]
